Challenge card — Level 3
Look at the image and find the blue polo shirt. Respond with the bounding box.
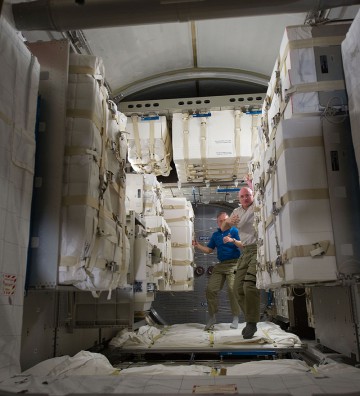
[207,226,241,262]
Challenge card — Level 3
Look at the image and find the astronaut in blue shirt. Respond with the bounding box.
[193,211,242,330]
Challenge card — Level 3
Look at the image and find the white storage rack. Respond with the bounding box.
[21,42,138,370]
[252,21,360,361]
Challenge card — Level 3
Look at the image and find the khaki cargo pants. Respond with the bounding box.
[234,244,260,323]
[206,259,240,317]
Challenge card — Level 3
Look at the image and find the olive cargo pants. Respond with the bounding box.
[234,244,260,323]
[206,259,240,317]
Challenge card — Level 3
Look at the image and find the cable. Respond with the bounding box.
[320,96,348,124]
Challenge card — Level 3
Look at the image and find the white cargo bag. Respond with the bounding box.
[257,117,337,287]
[172,110,254,183]
[127,115,172,176]
[59,54,127,296]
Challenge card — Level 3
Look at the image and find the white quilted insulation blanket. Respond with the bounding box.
[109,321,302,349]
[1,349,360,395]
[0,14,40,381]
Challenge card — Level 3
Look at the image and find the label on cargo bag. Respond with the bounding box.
[214,139,232,144]
[213,139,234,157]
[2,273,17,296]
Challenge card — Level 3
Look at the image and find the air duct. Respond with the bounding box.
[12,0,360,32]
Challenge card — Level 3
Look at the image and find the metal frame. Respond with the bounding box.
[118,93,266,117]
[106,345,306,367]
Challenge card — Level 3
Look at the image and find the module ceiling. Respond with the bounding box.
[9,1,360,202]
[15,1,360,101]
[83,13,307,100]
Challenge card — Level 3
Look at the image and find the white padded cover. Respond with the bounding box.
[0,15,40,380]
[127,115,172,176]
[60,54,128,295]
[172,110,254,183]
[256,118,337,288]
[264,23,349,139]
[342,10,360,185]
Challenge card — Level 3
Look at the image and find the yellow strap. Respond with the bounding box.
[163,205,186,209]
[286,80,345,96]
[198,162,236,169]
[68,65,96,75]
[172,260,192,266]
[182,113,190,161]
[62,195,115,222]
[205,170,235,177]
[234,110,242,173]
[66,109,102,131]
[146,226,165,234]
[166,216,189,223]
[279,36,345,92]
[283,241,336,261]
[171,242,191,248]
[144,185,155,191]
[194,176,235,182]
[280,188,329,207]
[276,136,324,159]
[144,202,156,208]
[131,115,142,161]
[64,146,100,160]
[265,214,274,229]
[287,35,345,51]
[209,333,215,344]
[181,113,190,180]
[234,110,243,157]
[59,256,82,267]
[251,114,259,153]
[98,205,117,227]
[100,91,109,171]
[269,110,326,143]
[109,179,121,195]
[265,188,330,229]
[200,117,207,167]
[62,194,99,210]
[149,119,155,160]
[269,35,345,104]
[88,256,109,270]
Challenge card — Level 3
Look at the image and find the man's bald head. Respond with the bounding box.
[239,186,254,208]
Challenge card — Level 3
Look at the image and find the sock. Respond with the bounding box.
[230,316,239,329]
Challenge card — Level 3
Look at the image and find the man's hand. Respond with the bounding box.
[221,214,236,231]
[193,240,213,254]
[223,235,234,244]
[229,213,240,225]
